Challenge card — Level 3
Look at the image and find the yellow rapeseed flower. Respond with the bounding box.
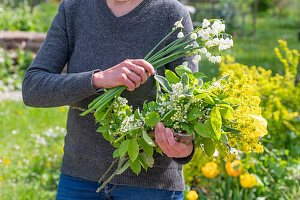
[18,161,22,166]
[186,190,198,200]
[17,110,23,115]
[201,161,219,178]
[0,177,3,181]
[240,173,258,188]
[46,161,51,168]
[225,160,242,177]
[3,158,11,165]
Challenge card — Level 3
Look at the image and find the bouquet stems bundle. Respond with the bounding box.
[80,18,233,117]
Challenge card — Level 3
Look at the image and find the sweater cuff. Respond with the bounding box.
[91,69,106,94]
[172,140,195,165]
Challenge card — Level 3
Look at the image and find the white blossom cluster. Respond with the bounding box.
[175,18,233,66]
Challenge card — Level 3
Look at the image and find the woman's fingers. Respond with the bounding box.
[131,59,155,75]
[126,70,142,88]
[155,122,169,155]
[128,64,148,84]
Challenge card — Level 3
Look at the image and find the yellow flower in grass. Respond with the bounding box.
[3,158,11,165]
[240,173,258,188]
[46,161,51,168]
[18,161,22,166]
[225,160,242,177]
[201,161,219,178]
[186,190,198,200]
[0,177,3,181]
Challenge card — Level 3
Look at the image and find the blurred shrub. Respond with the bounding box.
[0,47,34,91]
[220,40,300,157]
[184,40,300,199]
[0,1,58,32]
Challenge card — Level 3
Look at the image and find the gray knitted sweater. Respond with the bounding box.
[22,0,197,191]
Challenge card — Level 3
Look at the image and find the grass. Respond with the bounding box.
[198,16,300,79]
[0,101,67,199]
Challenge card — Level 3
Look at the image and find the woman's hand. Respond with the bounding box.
[155,122,193,158]
[92,59,155,91]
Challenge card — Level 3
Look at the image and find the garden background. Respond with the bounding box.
[0,0,299,199]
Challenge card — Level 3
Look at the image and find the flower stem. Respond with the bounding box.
[98,157,119,184]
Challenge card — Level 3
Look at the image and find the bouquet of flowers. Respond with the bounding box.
[78,18,267,192]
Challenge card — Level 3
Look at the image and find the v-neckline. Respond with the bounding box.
[101,0,153,22]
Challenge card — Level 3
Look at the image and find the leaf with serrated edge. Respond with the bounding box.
[145,112,160,127]
[130,159,141,175]
[143,130,155,146]
[211,107,222,140]
[203,138,215,157]
[128,139,139,161]
[119,140,130,158]
[138,138,153,156]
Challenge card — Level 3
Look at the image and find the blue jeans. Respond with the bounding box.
[56,173,184,200]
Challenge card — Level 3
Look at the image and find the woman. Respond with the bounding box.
[22,0,197,199]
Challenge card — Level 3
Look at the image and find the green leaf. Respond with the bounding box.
[94,110,106,123]
[165,69,180,84]
[187,108,203,121]
[119,140,130,158]
[138,138,154,156]
[145,111,160,127]
[141,153,154,168]
[219,104,234,122]
[203,138,215,157]
[130,159,141,175]
[96,126,108,133]
[194,123,212,138]
[154,75,173,93]
[197,78,203,88]
[175,65,192,76]
[161,109,176,121]
[181,73,189,88]
[143,130,155,146]
[193,72,207,79]
[128,139,139,161]
[222,97,241,105]
[194,93,207,100]
[116,161,130,175]
[113,149,119,158]
[148,101,159,111]
[102,130,114,142]
[134,109,141,120]
[211,107,222,140]
[220,134,229,144]
[217,74,230,82]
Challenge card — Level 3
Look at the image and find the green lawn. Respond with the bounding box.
[199,17,300,79]
[0,101,67,199]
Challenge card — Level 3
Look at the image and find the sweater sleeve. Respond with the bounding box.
[22,1,98,108]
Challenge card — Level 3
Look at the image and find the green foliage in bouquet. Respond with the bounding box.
[93,65,268,192]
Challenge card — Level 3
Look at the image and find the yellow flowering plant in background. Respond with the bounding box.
[201,161,219,178]
[240,173,258,188]
[225,160,242,177]
[220,40,300,155]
